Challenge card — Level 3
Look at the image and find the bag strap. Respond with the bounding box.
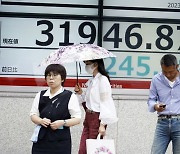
[97,134,106,139]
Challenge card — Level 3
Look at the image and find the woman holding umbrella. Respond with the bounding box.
[74,58,118,154]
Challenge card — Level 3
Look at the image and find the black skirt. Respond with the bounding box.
[32,139,71,154]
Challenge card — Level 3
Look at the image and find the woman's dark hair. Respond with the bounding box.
[90,59,110,82]
[160,54,178,67]
[45,64,66,86]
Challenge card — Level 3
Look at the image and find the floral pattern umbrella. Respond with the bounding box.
[39,44,116,66]
[39,44,116,83]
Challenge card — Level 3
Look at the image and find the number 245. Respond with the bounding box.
[107,56,150,76]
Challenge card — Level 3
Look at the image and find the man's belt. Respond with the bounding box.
[158,114,180,119]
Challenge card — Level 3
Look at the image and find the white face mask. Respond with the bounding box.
[85,63,95,74]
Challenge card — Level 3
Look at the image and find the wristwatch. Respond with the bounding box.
[63,120,67,126]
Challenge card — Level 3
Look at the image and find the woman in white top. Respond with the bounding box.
[30,64,81,154]
[75,59,118,154]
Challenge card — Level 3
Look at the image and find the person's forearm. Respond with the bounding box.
[64,118,81,127]
[31,114,42,125]
[148,99,157,112]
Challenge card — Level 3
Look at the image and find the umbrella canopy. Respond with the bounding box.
[39,44,116,83]
[40,44,116,66]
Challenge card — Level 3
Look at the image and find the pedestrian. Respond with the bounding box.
[74,59,118,154]
[147,54,180,154]
[30,64,81,154]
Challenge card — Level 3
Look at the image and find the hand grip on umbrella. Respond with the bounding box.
[74,83,82,95]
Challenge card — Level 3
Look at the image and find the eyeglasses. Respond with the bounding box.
[46,73,59,78]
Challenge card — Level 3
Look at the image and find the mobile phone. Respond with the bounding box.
[160,104,166,108]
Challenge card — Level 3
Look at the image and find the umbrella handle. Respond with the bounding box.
[76,62,79,84]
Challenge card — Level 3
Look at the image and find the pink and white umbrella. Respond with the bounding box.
[39,44,116,83]
[40,44,116,66]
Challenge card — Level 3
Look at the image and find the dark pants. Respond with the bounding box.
[78,110,101,154]
[32,139,71,154]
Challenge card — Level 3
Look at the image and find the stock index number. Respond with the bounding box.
[36,20,180,51]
